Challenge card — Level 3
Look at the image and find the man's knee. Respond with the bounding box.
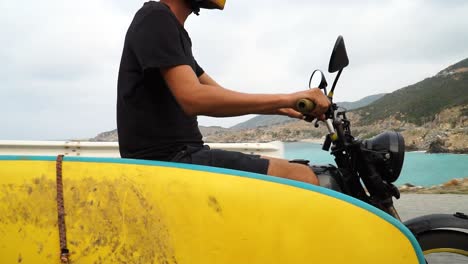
[266,157,319,185]
[291,163,319,185]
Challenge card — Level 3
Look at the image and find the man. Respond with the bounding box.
[117,0,330,185]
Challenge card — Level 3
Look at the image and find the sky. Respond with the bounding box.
[1,0,467,140]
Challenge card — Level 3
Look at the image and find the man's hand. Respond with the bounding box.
[277,108,304,119]
[290,88,330,120]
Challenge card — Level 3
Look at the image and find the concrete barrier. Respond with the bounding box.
[0,140,284,159]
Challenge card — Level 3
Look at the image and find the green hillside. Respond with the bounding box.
[338,93,386,110]
[442,57,468,72]
[355,58,468,125]
[230,115,293,131]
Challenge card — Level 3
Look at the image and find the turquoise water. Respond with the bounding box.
[284,142,468,187]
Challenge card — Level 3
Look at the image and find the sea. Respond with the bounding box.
[284,142,468,187]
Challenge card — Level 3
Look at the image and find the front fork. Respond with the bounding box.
[369,189,403,221]
[386,204,402,221]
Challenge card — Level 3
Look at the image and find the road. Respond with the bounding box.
[395,194,468,220]
[394,194,468,264]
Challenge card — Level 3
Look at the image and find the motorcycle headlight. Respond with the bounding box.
[362,131,405,183]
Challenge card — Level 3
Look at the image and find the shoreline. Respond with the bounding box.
[297,138,325,144]
[399,178,468,194]
[293,140,467,155]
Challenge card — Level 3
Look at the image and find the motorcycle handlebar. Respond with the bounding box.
[296,99,316,114]
[297,99,337,138]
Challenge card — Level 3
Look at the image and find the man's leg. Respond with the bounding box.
[262,156,319,185]
[178,147,319,186]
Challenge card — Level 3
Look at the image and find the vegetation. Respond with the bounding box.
[355,59,468,126]
[442,58,468,72]
[231,115,292,131]
[338,93,386,110]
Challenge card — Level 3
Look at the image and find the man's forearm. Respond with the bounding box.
[180,83,291,117]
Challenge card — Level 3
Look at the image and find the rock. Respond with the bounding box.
[452,148,468,154]
[443,178,462,187]
[399,178,468,194]
[427,138,449,153]
[91,129,118,142]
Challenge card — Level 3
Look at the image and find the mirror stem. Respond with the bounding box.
[328,69,343,100]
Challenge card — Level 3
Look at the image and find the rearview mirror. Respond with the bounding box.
[309,70,328,90]
[328,36,349,73]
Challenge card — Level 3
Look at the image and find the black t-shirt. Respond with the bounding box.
[117,1,204,160]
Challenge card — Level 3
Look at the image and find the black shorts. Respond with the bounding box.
[170,145,270,175]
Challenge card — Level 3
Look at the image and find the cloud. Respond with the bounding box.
[0,0,131,139]
[0,0,467,139]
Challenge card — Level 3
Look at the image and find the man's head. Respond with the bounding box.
[187,0,225,15]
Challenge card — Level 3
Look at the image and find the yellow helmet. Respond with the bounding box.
[188,0,225,15]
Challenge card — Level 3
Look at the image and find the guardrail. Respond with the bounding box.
[0,140,284,159]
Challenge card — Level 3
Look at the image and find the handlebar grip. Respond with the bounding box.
[296,99,316,114]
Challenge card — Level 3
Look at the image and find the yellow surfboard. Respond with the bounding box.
[0,156,424,263]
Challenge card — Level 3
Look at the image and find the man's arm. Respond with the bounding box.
[198,72,222,88]
[198,72,304,119]
[161,65,329,118]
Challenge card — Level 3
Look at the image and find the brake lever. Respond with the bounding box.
[303,115,315,123]
[303,116,321,129]
[314,119,320,128]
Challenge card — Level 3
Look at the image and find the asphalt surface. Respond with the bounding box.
[395,194,468,220]
[394,194,468,264]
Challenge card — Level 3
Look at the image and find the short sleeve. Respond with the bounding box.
[130,11,192,70]
[195,59,204,77]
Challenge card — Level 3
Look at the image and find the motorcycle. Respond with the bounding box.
[293,36,468,263]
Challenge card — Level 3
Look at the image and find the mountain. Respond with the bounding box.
[442,57,468,72]
[91,126,229,142]
[354,58,468,125]
[230,93,386,131]
[338,94,387,110]
[92,129,118,142]
[199,126,230,136]
[230,115,292,131]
